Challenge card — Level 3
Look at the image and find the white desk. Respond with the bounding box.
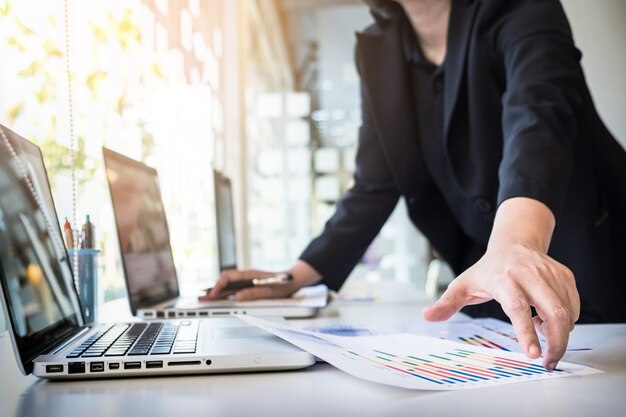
[1,283,625,417]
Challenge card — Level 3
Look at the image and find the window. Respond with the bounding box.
[0,0,230,303]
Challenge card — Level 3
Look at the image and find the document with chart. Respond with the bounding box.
[302,318,590,353]
[384,318,590,353]
[239,316,601,391]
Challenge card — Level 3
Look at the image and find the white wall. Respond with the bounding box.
[561,0,626,146]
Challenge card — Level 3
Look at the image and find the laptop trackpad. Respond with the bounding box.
[204,316,286,339]
[213,326,268,339]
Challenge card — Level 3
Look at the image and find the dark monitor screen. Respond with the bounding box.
[103,148,179,314]
[214,170,237,271]
[0,125,82,374]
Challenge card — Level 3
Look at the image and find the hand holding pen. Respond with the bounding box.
[200,271,296,301]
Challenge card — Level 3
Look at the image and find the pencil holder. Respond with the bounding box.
[68,249,101,324]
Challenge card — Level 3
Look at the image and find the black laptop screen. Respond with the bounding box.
[103,148,179,314]
[0,125,82,374]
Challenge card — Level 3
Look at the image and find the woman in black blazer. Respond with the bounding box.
[206,0,626,369]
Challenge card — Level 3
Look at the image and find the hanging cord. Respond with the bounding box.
[64,0,80,283]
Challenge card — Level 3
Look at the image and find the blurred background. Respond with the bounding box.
[0,0,624,326]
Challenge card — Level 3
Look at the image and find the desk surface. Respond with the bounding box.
[1,283,625,417]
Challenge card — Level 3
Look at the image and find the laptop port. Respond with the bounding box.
[90,362,104,372]
[146,361,163,369]
[211,311,230,316]
[187,311,197,317]
[205,360,212,366]
[46,364,64,373]
[108,362,120,370]
[198,311,209,317]
[167,361,201,366]
[124,362,142,370]
[156,311,165,318]
[68,362,85,374]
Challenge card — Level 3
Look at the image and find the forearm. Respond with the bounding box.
[488,197,555,253]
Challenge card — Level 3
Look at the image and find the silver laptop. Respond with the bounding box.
[102,147,321,319]
[0,126,314,379]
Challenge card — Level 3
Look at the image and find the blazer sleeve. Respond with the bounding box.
[496,0,584,217]
[298,81,401,291]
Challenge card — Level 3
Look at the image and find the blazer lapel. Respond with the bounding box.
[444,0,479,140]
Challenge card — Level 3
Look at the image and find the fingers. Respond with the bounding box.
[198,269,269,300]
[532,315,544,335]
[235,284,296,301]
[555,265,580,328]
[524,264,578,368]
[531,315,561,369]
[423,279,470,322]
[499,291,541,359]
[198,269,297,301]
[532,314,570,370]
[421,240,579,370]
[500,274,573,366]
[206,270,238,299]
[533,305,571,369]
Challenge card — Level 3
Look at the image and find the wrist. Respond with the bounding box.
[287,260,323,290]
[488,197,555,253]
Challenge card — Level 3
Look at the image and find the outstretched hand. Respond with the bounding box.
[423,198,580,370]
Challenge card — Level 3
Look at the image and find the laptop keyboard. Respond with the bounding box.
[66,321,198,358]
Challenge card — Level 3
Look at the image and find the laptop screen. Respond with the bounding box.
[103,148,179,314]
[214,170,237,271]
[0,125,82,374]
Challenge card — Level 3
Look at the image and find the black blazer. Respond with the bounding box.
[300,0,626,323]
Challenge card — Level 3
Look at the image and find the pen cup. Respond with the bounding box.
[68,249,101,324]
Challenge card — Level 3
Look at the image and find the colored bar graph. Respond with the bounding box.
[457,334,511,351]
[345,346,549,386]
[238,315,600,391]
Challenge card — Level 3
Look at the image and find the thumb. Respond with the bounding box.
[423,279,469,322]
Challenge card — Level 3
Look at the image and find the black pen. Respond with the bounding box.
[204,272,293,293]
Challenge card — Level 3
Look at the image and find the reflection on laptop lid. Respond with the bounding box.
[213,170,237,271]
[102,148,179,315]
[0,125,84,375]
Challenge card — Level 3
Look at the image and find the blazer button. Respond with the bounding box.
[474,198,493,214]
[408,196,416,205]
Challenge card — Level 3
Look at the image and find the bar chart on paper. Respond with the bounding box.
[377,321,527,353]
[455,334,510,351]
[387,319,589,353]
[239,316,601,390]
[346,346,553,387]
[305,322,517,351]
[470,318,589,352]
